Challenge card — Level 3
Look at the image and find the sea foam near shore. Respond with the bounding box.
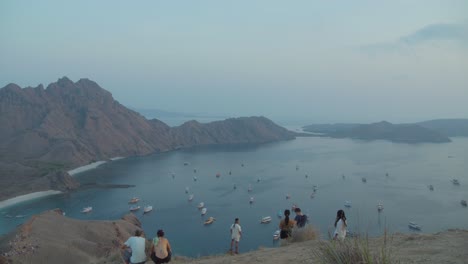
[0,190,62,210]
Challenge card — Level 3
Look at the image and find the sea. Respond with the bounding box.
[1,135,467,257]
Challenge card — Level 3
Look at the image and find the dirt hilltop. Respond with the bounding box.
[1,209,467,264]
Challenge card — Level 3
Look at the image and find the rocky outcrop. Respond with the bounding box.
[0,209,145,264]
[0,77,295,200]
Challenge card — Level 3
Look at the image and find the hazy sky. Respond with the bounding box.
[1,1,467,124]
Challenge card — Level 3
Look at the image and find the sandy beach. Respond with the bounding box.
[67,160,107,176]
[0,191,62,210]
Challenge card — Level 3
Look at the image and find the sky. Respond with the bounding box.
[1,0,467,125]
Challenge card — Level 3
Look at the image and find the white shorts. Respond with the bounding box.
[231,235,240,242]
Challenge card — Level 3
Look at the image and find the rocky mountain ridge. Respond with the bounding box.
[0,77,295,201]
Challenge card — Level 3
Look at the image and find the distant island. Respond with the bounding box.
[0,77,296,201]
[301,120,466,143]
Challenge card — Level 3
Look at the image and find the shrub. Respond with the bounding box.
[313,230,397,264]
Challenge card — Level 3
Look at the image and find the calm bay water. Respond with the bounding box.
[1,137,468,257]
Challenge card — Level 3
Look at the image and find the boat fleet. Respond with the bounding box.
[74,162,466,239]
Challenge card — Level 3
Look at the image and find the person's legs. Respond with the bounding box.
[122,249,131,264]
[230,239,234,252]
[234,240,239,254]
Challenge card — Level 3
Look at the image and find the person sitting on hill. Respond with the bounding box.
[151,229,172,264]
[122,230,147,264]
[279,209,296,239]
[294,207,308,228]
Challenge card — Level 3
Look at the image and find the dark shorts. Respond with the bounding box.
[151,251,172,264]
[280,230,291,239]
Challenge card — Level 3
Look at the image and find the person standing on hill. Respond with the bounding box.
[230,218,242,254]
[294,207,308,228]
[122,230,147,264]
[333,209,347,241]
[279,209,296,239]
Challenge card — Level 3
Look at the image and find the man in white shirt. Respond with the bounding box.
[122,230,147,264]
[230,218,242,254]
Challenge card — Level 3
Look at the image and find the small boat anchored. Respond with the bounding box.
[197,202,205,209]
[130,205,141,212]
[143,205,153,213]
[451,179,460,185]
[204,217,215,225]
[344,201,352,208]
[128,197,140,204]
[201,208,207,215]
[81,206,92,213]
[377,202,384,212]
[260,216,272,223]
[461,200,467,207]
[408,222,421,231]
[249,197,255,204]
[273,230,280,240]
[188,194,194,201]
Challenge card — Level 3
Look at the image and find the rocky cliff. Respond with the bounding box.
[0,77,295,201]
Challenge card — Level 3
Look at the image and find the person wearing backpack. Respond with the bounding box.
[294,208,307,228]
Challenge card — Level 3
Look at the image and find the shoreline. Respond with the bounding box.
[67,160,107,176]
[0,190,62,210]
[0,157,125,208]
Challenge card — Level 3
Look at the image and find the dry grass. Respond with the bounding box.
[312,230,398,264]
[290,225,320,243]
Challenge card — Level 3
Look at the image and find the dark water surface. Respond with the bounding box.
[1,137,468,257]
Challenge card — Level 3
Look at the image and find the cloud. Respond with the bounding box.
[359,22,468,55]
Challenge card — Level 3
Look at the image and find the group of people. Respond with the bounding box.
[122,229,172,264]
[122,208,347,263]
[230,208,348,253]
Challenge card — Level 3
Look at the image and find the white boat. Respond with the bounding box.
[286,194,291,199]
[344,201,352,208]
[201,208,207,215]
[130,205,141,212]
[451,179,460,185]
[249,197,255,204]
[193,176,197,181]
[273,230,280,240]
[216,172,221,178]
[128,197,140,204]
[185,187,189,194]
[81,206,92,213]
[143,205,153,213]
[204,217,215,225]
[197,202,205,209]
[312,185,318,192]
[188,194,194,201]
[248,184,252,192]
[408,222,421,231]
[377,202,384,212]
[260,216,272,223]
[461,200,467,207]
